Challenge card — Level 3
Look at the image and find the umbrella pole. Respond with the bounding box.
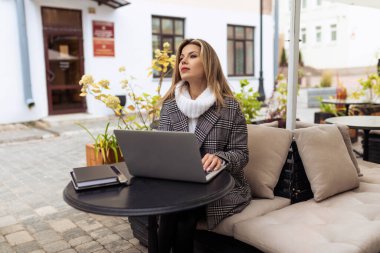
[286,0,301,130]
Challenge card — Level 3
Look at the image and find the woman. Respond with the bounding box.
[158,38,251,253]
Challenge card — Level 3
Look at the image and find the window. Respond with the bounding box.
[301,28,307,44]
[330,24,337,41]
[227,25,255,76]
[316,26,322,42]
[151,16,184,75]
[302,0,307,8]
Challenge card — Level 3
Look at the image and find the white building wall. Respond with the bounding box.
[0,0,46,123]
[0,0,274,124]
[280,0,380,69]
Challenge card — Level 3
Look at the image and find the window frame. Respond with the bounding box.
[151,15,185,77]
[301,28,307,44]
[330,24,337,41]
[227,24,255,77]
[302,0,307,9]
[316,26,322,43]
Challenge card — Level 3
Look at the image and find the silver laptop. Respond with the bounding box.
[114,130,225,183]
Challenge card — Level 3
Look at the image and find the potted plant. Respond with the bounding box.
[307,71,336,108]
[359,73,380,102]
[314,97,344,124]
[265,74,295,128]
[78,42,175,166]
[234,79,263,124]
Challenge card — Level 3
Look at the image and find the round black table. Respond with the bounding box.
[321,99,371,115]
[63,170,234,253]
[325,116,380,161]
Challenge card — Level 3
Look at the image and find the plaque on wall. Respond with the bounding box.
[93,20,115,57]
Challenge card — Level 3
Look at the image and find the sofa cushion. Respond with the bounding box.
[233,179,380,253]
[295,121,362,176]
[294,125,359,201]
[259,121,279,127]
[244,125,293,199]
[358,159,380,184]
[212,197,290,236]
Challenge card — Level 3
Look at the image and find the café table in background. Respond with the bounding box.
[325,116,380,161]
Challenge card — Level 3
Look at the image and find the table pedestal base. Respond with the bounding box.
[148,215,158,253]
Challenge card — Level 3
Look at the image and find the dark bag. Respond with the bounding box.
[274,141,313,203]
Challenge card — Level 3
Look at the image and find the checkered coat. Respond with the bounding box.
[158,97,251,229]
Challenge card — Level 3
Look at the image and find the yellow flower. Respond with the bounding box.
[154,49,162,58]
[163,42,170,50]
[119,66,126,72]
[104,95,120,110]
[98,79,110,89]
[79,74,94,85]
[120,79,129,89]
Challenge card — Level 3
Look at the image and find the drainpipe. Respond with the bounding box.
[16,0,35,108]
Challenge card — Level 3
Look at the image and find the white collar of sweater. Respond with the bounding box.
[175,81,216,119]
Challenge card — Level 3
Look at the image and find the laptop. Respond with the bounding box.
[114,130,225,183]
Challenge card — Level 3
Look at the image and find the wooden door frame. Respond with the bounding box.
[42,7,86,115]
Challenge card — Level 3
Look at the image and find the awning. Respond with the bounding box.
[91,0,130,9]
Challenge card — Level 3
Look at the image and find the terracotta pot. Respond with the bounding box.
[86,143,123,166]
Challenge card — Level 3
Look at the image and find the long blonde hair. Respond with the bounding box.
[160,39,233,108]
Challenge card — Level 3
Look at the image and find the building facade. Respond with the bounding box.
[279,0,380,89]
[280,0,380,69]
[0,0,274,124]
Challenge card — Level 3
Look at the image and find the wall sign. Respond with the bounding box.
[93,20,115,57]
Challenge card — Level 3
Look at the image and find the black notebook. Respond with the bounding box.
[70,162,132,190]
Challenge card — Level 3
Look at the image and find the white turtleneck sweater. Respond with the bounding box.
[175,81,216,133]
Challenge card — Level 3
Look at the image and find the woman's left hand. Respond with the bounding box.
[202,153,222,172]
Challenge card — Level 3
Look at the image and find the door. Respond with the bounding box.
[42,7,86,115]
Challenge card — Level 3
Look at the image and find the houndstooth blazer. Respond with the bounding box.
[158,97,251,229]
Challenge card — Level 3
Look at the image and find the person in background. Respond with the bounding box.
[158,38,251,253]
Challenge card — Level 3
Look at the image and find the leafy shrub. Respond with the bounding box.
[234,79,263,123]
[319,71,333,88]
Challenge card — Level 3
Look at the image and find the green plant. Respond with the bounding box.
[279,48,288,67]
[359,73,380,101]
[317,97,344,116]
[77,122,120,163]
[267,74,293,120]
[234,79,262,123]
[299,50,304,67]
[78,42,175,162]
[319,71,333,88]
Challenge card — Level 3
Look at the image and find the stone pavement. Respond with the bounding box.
[0,118,148,253]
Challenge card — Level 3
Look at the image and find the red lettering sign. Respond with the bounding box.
[93,21,115,57]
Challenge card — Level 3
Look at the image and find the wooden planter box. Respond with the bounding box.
[314,112,335,124]
[86,143,123,166]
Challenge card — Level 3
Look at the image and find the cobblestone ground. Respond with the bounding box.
[0,134,148,253]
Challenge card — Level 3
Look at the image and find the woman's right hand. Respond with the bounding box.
[202,153,222,172]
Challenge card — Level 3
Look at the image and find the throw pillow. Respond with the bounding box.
[244,125,293,199]
[295,121,362,176]
[294,125,359,201]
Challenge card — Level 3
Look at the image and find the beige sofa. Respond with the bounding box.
[205,122,380,253]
